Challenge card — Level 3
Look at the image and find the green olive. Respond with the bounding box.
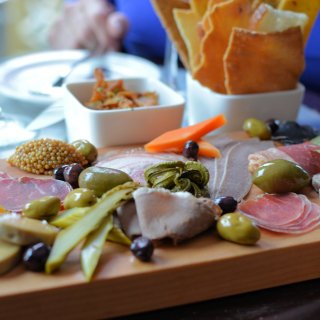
[71,139,98,164]
[217,212,260,245]
[252,159,310,193]
[22,196,60,219]
[63,188,97,209]
[78,166,132,197]
[243,118,271,140]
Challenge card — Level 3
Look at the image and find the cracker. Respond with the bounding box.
[193,0,252,93]
[224,27,304,94]
[277,0,320,43]
[173,1,210,72]
[190,0,209,16]
[174,8,202,71]
[151,0,190,69]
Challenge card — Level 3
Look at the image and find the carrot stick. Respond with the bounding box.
[144,114,227,152]
[197,139,221,158]
[166,139,221,158]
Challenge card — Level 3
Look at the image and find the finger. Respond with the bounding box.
[49,4,83,49]
[106,12,129,40]
[68,3,98,50]
[82,0,113,52]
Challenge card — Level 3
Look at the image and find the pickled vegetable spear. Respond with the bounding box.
[107,226,132,246]
[49,207,90,229]
[45,182,139,274]
[81,215,113,281]
[50,208,132,246]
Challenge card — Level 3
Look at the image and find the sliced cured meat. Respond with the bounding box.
[0,176,72,212]
[0,172,11,180]
[202,139,274,202]
[96,151,186,185]
[239,193,320,234]
[279,142,320,176]
[248,148,294,173]
[239,193,305,226]
[249,142,320,175]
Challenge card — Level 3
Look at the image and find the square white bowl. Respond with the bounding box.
[187,74,305,134]
[64,78,185,148]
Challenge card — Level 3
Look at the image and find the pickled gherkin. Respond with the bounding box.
[45,182,139,274]
[81,215,113,281]
[49,207,90,229]
[107,226,131,246]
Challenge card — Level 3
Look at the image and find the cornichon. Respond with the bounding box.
[49,207,90,228]
[107,226,131,246]
[144,161,210,197]
[81,215,113,281]
[45,182,139,274]
[50,207,131,245]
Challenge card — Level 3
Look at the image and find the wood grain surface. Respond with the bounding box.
[0,142,320,320]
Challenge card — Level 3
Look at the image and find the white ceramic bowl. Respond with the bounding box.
[64,78,185,148]
[187,74,305,134]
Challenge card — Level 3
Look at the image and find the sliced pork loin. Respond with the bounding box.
[116,200,141,239]
[132,188,222,243]
[239,193,320,234]
[248,142,320,175]
[96,150,187,185]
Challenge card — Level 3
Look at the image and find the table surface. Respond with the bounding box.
[0,70,320,319]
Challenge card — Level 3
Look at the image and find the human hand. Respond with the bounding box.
[49,0,129,53]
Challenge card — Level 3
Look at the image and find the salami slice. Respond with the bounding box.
[0,175,72,212]
[239,193,305,226]
[239,193,320,234]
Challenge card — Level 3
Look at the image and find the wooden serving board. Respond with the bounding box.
[1,141,320,320]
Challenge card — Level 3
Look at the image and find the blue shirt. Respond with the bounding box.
[301,15,320,91]
[113,0,166,63]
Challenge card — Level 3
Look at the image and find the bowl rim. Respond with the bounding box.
[186,73,305,98]
[65,77,185,113]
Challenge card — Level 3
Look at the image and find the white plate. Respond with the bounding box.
[0,50,161,108]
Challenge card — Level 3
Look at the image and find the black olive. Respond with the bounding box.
[265,118,280,134]
[214,196,238,214]
[271,121,318,145]
[183,140,199,160]
[23,242,51,272]
[130,236,154,262]
[63,163,84,188]
[53,165,68,181]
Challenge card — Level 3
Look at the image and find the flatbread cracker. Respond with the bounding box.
[277,0,320,43]
[193,0,252,93]
[174,8,202,71]
[190,0,209,17]
[224,27,304,94]
[201,0,228,33]
[151,0,190,69]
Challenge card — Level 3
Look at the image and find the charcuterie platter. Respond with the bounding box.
[1,127,320,320]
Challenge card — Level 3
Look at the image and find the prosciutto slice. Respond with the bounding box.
[249,142,320,175]
[0,172,10,180]
[279,143,320,176]
[96,151,186,185]
[239,193,320,234]
[0,174,72,212]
